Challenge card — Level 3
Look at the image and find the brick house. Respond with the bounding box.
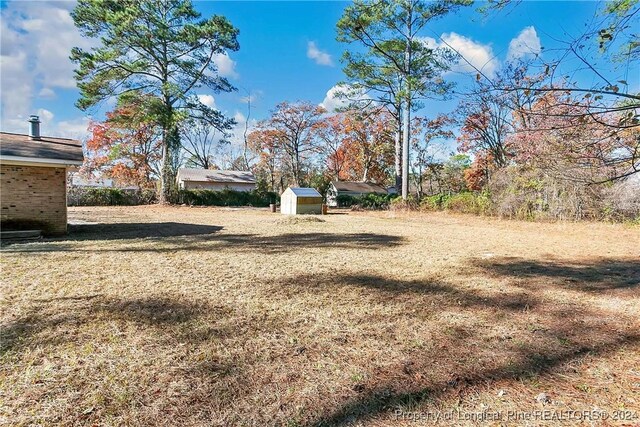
[0,116,84,235]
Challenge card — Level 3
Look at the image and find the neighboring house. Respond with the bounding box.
[326,181,388,207]
[176,168,256,192]
[71,175,114,188]
[0,115,84,235]
[387,183,419,196]
[280,187,323,215]
[70,174,139,190]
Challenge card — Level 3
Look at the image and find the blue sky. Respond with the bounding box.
[1,0,630,144]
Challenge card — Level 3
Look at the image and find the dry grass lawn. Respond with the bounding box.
[1,206,639,426]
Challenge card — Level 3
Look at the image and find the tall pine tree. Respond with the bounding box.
[71,0,239,202]
[337,0,469,198]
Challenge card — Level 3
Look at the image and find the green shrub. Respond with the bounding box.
[418,191,493,215]
[419,194,449,211]
[336,193,396,209]
[477,191,492,215]
[389,195,418,211]
[442,192,475,213]
[335,194,356,208]
[441,191,493,215]
[177,189,279,207]
[358,193,395,209]
[68,187,157,206]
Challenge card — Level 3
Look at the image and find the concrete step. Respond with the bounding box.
[0,229,42,241]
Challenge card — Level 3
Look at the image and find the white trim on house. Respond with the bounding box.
[0,155,83,168]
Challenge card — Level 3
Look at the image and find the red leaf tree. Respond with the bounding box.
[318,108,395,184]
[84,96,162,189]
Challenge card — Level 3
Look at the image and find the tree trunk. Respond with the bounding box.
[394,126,402,192]
[242,95,251,171]
[160,127,171,204]
[402,100,410,200]
[362,160,370,182]
[401,6,412,200]
[415,166,423,198]
[270,165,276,192]
[292,155,299,187]
[293,147,301,186]
[159,122,180,204]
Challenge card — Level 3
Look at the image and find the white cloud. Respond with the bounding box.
[227,110,257,146]
[4,108,90,140]
[320,85,347,112]
[424,33,499,77]
[239,89,263,104]
[417,36,439,50]
[197,94,217,109]
[0,50,32,124]
[507,26,542,61]
[320,84,371,113]
[55,116,91,140]
[213,53,239,79]
[38,109,91,140]
[307,41,334,67]
[0,1,91,135]
[234,111,246,123]
[37,108,55,125]
[38,88,56,99]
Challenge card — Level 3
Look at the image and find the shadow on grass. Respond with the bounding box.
[67,222,224,240]
[0,294,259,423]
[3,224,405,253]
[3,265,638,425]
[473,257,640,292]
[0,295,213,355]
[261,271,640,426]
[284,273,537,312]
[308,333,639,427]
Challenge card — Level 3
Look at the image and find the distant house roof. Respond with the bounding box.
[387,184,420,194]
[0,132,83,165]
[332,181,388,194]
[177,168,256,184]
[71,175,140,190]
[285,187,322,197]
[72,175,114,188]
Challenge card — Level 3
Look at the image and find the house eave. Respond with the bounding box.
[0,155,83,169]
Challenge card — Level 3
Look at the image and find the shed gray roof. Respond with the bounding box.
[332,181,388,194]
[285,187,322,197]
[177,168,256,184]
[0,132,83,163]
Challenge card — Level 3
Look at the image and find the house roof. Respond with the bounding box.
[332,181,388,194]
[177,168,256,184]
[71,175,114,188]
[0,132,83,164]
[285,187,322,197]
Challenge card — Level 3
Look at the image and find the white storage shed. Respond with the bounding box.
[280,187,323,215]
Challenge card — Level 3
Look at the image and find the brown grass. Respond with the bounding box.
[1,206,639,426]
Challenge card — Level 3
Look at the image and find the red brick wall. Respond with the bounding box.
[1,164,68,235]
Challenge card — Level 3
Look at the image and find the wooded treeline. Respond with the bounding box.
[74,0,639,220]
